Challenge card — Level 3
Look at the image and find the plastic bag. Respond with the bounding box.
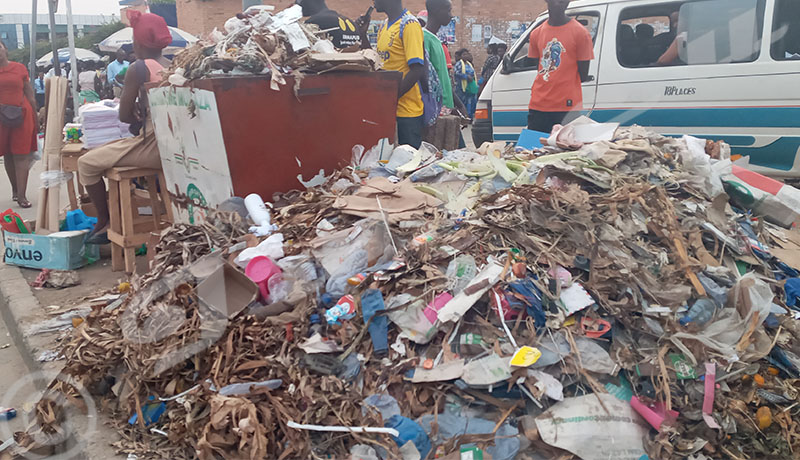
[678,135,730,197]
[671,273,773,364]
[33,134,44,162]
[235,233,285,267]
[40,170,74,189]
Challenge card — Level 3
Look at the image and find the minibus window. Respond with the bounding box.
[677,0,765,65]
[771,0,800,60]
[617,0,765,68]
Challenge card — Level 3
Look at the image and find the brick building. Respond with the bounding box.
[177,0,547,68]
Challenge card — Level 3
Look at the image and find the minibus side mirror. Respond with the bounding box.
[501,54,512,74]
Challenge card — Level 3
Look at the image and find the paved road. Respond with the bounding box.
[0,306,41,443]
[0,155,70,224]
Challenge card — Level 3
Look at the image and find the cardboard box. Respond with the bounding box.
[3,230,99,270]
[196,261,259,318]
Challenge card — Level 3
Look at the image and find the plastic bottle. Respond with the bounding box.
[244,193,277,236]
[267,274,291,304]
[679,298,717,326]
[446,255,478,294]
[309,313,322,337]
[385,415,432,459]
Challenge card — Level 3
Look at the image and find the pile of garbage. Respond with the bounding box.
[14,120,800,460]
[168,5,381,89]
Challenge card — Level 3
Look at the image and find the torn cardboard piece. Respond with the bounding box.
[196,261,259,318]
[333,177,443,224]
[436,261,504,324]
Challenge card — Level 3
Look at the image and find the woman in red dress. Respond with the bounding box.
[0,40,38,208]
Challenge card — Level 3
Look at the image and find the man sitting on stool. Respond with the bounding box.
[79,11,171,245]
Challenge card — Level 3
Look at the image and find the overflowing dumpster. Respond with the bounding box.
[149,71,401,223]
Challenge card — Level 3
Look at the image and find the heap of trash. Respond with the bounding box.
[168,5,381,89]
[14,118,800,460]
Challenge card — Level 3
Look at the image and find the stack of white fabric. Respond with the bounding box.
[79,101,133,148]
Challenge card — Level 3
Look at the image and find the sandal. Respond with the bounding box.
[16,199,31,209]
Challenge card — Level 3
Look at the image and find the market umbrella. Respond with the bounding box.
[99,26,198,56]
[36,48,102,67]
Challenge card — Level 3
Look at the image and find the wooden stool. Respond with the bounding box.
[61,143,88,211]
[107,167,173,274]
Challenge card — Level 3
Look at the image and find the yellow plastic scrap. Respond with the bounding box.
[118,282,131,293]
[510,346,542,367]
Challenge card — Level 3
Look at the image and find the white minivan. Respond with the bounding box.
[473,0,800,177]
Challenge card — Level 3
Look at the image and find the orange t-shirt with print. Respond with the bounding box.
[528,19,594,112]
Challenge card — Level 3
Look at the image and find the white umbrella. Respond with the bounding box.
[36,48,102,67]
[99,26,198,56]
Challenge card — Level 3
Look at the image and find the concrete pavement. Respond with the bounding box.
[0,156,127,459]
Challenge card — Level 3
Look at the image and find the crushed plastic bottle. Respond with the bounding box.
[446,255,478,294]
[679,298,717,327]
[266,274,291,304]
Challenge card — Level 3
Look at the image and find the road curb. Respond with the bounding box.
[0,263,124,460]
[0,264,49,382]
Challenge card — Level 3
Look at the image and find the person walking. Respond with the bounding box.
[480,38,506,93]
[0,41,37,209]
[453,48,478,118]
[525,0,594,133]
[107,49,129,98]
[423,0,466,117]
[34,71,46,109]
[78,62,101,105]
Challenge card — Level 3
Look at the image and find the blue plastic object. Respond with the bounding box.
[785,278,800,309]
[65,210,97,232]
[679,298,717,326]
[361,289,388,355]
[516,129,548,150]
[128,396,166,426]
[507,278,545,329]
[385,415,431,459]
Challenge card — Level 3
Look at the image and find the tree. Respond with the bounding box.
[9,21,126,67]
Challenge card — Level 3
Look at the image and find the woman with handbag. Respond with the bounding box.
[0,40,38,209]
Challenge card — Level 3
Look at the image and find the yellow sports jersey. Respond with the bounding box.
[377,10,425,118]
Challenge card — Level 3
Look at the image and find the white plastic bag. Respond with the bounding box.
[39,170,73,189]
[234,233,285,267]
[32,134,44,162]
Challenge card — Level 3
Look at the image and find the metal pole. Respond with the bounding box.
[65,0,80,115]
[47,0,60,77]
[28,0,37,80]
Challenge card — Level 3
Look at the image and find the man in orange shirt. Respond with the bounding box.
[526,0,594,133]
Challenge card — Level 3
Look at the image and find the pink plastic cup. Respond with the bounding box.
[245,256,281,301]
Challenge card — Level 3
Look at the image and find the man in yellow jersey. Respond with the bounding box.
[368,0,426,148]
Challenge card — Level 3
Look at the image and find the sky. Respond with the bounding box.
[1,0,120,16]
